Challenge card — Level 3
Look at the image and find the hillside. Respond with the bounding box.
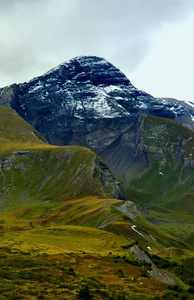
[0,106,125,213]
[0,54,194,299]
[130,115,194,201]
[0,106,48,155]
[0,107,194,299]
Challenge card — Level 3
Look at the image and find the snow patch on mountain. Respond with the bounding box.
[0,56,193,128]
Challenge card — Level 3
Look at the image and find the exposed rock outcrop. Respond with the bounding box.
[116,201,143,220]
[0,84,18,108]
[93,157,125,200]
[1,151,32,172]
[129,244,176,285]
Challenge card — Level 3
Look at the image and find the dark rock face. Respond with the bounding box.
[93,157,125,199]
[0,56,193,129]
[0,56,193,186]
[0,84,18,108]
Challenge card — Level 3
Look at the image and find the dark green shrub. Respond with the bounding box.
[161,261,171,268]
[121,244,131,249]
[188,287,194,294]
[37,295,45,300]
[118,269,124,277]
[168,285,183,293]
[172,264,184,275]
[144,250,151,258]
[141,269,149,277]
[189,280,194,286]
[162,291,173,299]
[171,261,178,267]
[124,258,131,264]
[78,285,93,300]
[117,295,127,300]
[181,295,187,300]
[67,267,76,275]
[168,285,179,291]
[0,269,18,280]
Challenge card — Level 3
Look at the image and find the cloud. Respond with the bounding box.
[0,0,193,100]
[130,13,194,101]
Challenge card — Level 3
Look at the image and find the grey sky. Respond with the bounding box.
[0,0,194,101]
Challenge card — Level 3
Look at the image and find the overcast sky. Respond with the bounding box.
[0,0,194,101]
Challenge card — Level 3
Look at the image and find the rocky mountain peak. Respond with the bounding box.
[43,55,131,87]
[0,55,193,129]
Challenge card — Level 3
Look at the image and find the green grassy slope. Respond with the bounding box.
[0,147,108,211]
[0,106,194,299]
[131,115,194,200]
[129,115,193,212]
[0,106,124,212]
[0,106,50,155]
[126,115,194,249]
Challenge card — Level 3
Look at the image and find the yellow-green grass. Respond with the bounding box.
[1,196,187,252]
[0,106,50,154]
[0,225,190,299]
[0,197,121,230]
[0,225,134,255]
[0,248,180,300]
[0,195,190,254]
[1,201,192,298]
[2,198,190,298]
[103,220,188,254]
[0,105,93,156]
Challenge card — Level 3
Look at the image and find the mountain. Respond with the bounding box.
[0,90,194,297]
[0,56,193,204]
[0,56,194,132]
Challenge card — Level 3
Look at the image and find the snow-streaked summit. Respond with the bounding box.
[0,55,193,129]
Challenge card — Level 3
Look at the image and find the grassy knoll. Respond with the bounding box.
[0,197,120,229]
[0,225,134,256]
